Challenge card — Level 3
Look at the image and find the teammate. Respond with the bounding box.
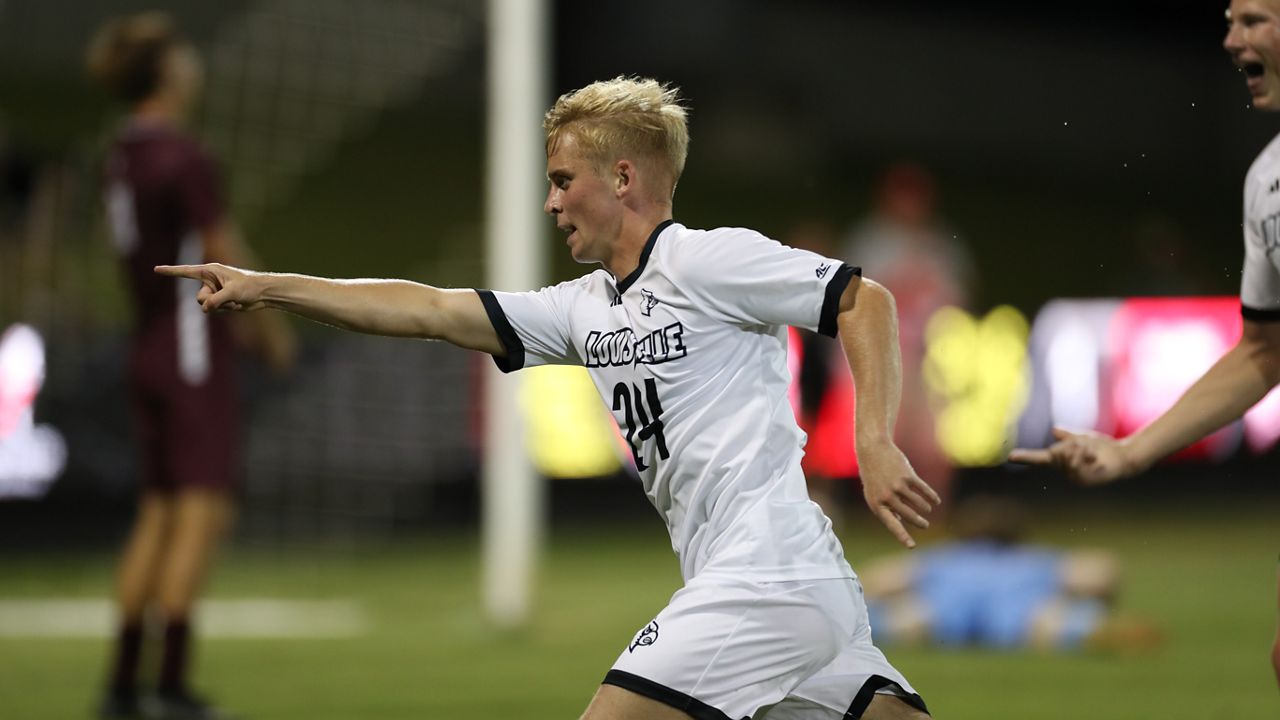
[157,77,937,719]
[87,13,295,719]
[1009,0,1280,689]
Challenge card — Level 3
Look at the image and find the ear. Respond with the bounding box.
[613,159,634,198]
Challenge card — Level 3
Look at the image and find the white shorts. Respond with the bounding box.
[604,575,928,720]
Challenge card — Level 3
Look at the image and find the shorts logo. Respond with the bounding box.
[815,263,832,279]
[628,620,659,653]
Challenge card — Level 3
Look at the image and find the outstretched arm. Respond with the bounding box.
[1009,318,1280,484]
[155,263,503,356]
[837,276,941,548]
[201,223,296,374]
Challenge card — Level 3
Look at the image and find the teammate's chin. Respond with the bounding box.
[1248,74,1280,110]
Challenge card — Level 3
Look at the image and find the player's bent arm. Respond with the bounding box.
[1120,318,1280,472]
[836,277,900,447]
[835,277,940,547]
[254,272,504,355]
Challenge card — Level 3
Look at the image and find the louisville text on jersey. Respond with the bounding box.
[584,322,687,368]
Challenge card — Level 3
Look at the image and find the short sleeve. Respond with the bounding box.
[673,228,859,337]
[176,147,225,232]
[476,281,582,373]
[1240,187,1280,320]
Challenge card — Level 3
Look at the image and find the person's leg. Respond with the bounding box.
[579,685,696,720]
[1027,598,1160,653]
[104,491,174,711]
[154,487,233,697]
[861,694,932,720]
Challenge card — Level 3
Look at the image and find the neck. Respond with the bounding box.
[131,96,184,128]
[603,204,673,281]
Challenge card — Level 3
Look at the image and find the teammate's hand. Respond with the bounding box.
[856,440,940,549]
[1007,427,1137,485]
[155,263,264,313]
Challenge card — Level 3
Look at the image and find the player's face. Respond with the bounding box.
[1225,0,1280,110]
[544,132,624,266]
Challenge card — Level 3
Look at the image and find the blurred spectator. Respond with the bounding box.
[86,12,294,720]
[859,495,1161,653]
[842,162,975,509]
[0,125,62,330]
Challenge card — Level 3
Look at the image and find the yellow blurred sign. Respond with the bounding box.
[519,365,624,478]
[923,305,1030,466]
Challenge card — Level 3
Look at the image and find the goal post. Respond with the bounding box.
[481,0,550,628]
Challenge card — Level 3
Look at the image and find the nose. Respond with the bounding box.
[1224,19,1243,55]
[544,184,560,216]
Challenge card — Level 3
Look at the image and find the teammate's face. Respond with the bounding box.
[544,132,624,266]
[1225,0,1280,110]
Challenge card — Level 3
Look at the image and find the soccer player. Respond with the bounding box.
[87,12,295,719]
[1009,0,1280,690]
[158,77,937,719]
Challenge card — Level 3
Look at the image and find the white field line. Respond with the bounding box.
[0,599,368,638]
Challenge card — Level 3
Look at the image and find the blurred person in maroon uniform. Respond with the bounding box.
[87,12,294,719]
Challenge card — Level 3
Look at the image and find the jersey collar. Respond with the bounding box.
[616,219,675,295]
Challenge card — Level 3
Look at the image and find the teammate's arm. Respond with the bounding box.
[835,276,941,548]
[155,263,504,355]
[1009,318,1280,484]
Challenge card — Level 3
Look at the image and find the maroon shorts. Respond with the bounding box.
[128,318,240,494]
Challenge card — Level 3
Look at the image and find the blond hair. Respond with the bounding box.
[544,77,689,195]
[85,12,180,103]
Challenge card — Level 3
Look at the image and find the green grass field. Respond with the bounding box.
[0,501,1275,719]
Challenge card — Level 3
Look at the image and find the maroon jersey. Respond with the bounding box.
[104,120,240,492]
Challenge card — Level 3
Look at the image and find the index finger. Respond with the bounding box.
[1007,448,1053,465]
[876,506,917,549]
[154,264,206,280]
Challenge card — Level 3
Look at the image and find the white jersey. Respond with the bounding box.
[479,220,859,583]
[1241,132,1280,318]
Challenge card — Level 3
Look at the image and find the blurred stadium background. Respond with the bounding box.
[0,0,1276,718]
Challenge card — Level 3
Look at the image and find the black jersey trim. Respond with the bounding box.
[1241,303,1280,322]
[843,674,929,718]
[818,263,861,338]
[602,670,741,720]
[476,290,525,373]
[616,219,676,295]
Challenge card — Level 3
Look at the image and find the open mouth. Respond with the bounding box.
[1244,62,1265,79]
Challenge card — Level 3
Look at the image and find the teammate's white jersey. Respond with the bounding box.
[479,220,859,583]
[1241,132,1280,317]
